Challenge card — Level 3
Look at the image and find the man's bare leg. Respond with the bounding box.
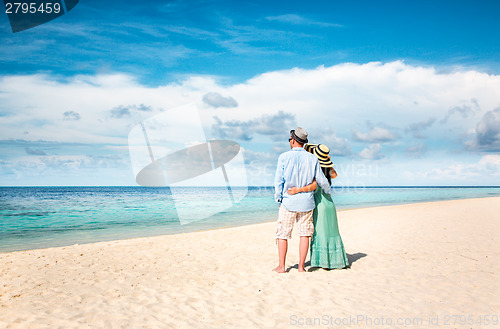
[298,236,310,272]
[273,238,287,273]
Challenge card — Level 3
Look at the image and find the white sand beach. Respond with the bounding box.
[1,197,499,328]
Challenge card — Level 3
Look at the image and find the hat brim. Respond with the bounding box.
[319,156,333,166]
[315,144,330,157]
[304,143,318,153]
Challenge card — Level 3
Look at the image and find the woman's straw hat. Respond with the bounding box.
[304,143,333,168]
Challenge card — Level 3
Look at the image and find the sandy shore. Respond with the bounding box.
[1,197,499,328]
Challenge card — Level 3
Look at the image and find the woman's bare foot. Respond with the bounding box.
[273,266,285,273]
[298,267,306,272]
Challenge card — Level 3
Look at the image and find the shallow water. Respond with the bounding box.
[1,186,499,252]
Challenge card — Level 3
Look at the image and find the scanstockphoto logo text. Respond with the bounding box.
[290,314,499,327]
[3,0,79,33]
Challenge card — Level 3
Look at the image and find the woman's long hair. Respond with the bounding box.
[322,167,331,185]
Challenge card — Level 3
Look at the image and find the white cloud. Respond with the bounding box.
[359,144,384,160]
[313,128,351,157]
[395,154,500,187]
[2,61,500,185]
[352,126,398,143]
[478,154,500,172]
[464,107,500,152]
[25,147,46,156]
[440,98,480,123]
[405,117,436,138]
[405,143,427,158]
[63,111,81,121]
[212,111,295,141]
[422,155,500,179]
[265,14,343,28]
[109,104,153,119]
[21,154,126,170]
[3,62,500,146]
[202,92,238,108]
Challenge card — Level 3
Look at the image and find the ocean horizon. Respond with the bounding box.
[1,185,500,253]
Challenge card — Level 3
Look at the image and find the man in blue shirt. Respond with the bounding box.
[273,127,330,273]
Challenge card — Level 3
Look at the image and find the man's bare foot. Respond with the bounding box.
[273,266,285,273]
[298,267,306,272]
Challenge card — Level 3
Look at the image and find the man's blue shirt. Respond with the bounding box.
[274,147,331,212]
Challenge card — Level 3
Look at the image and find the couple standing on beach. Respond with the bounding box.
[273,127,349,273]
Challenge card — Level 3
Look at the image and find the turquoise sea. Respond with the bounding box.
[1,186,499,252]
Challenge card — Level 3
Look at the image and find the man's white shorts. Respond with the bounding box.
[275,206,314,240]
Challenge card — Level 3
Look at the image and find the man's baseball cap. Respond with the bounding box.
[290,127,308,144]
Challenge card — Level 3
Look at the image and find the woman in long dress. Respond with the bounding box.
[288,144,349,269]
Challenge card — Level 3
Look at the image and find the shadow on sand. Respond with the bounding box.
[285,252,367,273]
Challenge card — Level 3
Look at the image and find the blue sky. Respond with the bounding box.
[1,0,500,186]
[2,0,500,83]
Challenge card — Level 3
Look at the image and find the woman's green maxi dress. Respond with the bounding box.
[309,186,349,269]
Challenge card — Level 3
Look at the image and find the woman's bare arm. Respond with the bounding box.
[331,168,338,179]
[287,179,317,195]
